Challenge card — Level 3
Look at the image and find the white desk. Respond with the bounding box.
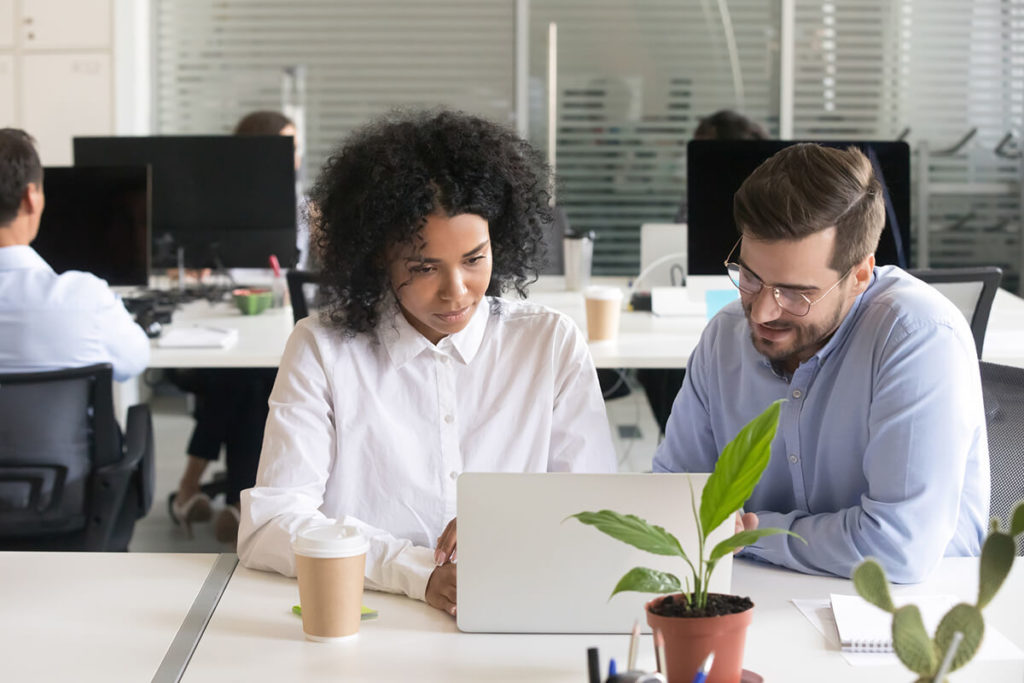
[181,558,1023,682]
[0,552,222,682]
[146,275,1024,371]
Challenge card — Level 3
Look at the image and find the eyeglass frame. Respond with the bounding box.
[723,237,851,317]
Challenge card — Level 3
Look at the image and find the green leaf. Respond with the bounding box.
[699,400,782,538]
[708,528,805,562]
[609,566,683,598]
[934,603,984,672]
[1011,502,1024,537]
[892,605,939,675]
[977,532,1015,609]
[852,560,895,613]
[568,510,687,559]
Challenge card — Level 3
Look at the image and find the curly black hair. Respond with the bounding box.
[310,108,553,335]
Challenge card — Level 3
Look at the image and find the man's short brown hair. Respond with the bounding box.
[733,143,885,274]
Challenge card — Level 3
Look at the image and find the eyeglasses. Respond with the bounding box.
[723,238,850,317]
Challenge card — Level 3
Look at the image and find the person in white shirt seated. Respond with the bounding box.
[238,109,617,616]
[0,128,149,381]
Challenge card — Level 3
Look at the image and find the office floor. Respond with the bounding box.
[128,377,662,553]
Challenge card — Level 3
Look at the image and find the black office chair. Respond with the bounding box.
[0,364,154,551]
[981,361,1024,555]
[286,269,321,324]
[909,266,1002,359]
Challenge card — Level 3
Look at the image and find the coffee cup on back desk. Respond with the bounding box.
[584,285,623,341]
[292,524,369,642]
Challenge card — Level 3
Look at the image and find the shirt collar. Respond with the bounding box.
[0,245,51,271]
[378,295,491,368]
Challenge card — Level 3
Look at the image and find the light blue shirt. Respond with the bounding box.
[0,245,150,382]
[654,266,989,583]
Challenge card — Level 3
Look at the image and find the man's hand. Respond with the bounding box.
[733,510,759,553]
[434,518,457,566]
[425,562,457,616]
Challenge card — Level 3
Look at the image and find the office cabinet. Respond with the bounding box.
[22,53,111,164]
[0,0,14,48]
[0,55,13,125]
[0,0,112,164]
[20,0,110,50]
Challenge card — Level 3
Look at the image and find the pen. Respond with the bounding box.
[934,631,963,682]
[587,647,600,683]
[692,651,714,683]
[608,657,617,678]
[269,254,282,278]
[627,619,641,671]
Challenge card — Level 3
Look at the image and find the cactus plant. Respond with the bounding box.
[852,501,1024,682]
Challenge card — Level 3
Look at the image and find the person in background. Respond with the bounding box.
[233,110,312,269]
[0,128,149,380]
[0,128,150,549]
[655,143,988,583]
[238,109,617,616]
[168,110,302,544]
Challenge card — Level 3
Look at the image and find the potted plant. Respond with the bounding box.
[570,399,802,683]
[852,501,1024,682]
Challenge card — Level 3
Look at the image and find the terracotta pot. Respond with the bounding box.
[645,594,753,683]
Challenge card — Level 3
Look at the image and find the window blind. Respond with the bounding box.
[153,0,516,187]
[792,0,1023,292]
[528,0,779,275]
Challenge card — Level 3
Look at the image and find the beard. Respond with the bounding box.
[743,299,847,368]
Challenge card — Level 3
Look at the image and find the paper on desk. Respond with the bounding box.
[157,326,239,349]
[792,598,1023,667]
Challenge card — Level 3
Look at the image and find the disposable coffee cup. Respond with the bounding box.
[584,285,623,341]
[292,524,369,642]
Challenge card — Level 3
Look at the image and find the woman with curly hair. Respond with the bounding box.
[238,109,616,616]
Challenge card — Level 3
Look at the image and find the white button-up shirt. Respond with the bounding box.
[0,246,149,381]
[238,297,616,600]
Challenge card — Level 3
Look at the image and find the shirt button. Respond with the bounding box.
[441,356,451,364]
[449,471,459,480]
[788,454,799,464]
[444,414,454,424]
[792,389,802,399]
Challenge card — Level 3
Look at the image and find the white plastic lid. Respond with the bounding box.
[292,524,369,559]
[584,285,623,301]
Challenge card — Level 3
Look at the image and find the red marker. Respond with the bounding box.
[269,254,282,278]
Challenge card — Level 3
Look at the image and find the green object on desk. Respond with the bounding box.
[292,604,378,620]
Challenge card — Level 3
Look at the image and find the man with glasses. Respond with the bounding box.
[653,143,988,583]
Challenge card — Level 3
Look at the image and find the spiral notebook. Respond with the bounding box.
[830,593,958,653]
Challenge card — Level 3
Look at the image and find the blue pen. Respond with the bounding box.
[608,657,618,677]
[692,651,714,683]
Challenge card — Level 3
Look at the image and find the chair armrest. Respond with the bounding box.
[84,404,154,549]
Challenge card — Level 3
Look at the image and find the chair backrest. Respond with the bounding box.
[286,269,321,325]
[0,364,118,544]
[980,361,1024,555]
[908,266,1002,358]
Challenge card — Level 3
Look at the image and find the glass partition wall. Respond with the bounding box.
[154,0,1023,290]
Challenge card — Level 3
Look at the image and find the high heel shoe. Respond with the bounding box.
[169,492,213,538]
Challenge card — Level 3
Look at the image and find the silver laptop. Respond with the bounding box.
[456,472,733,634]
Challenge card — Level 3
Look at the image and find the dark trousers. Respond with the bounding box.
[636,368,686,436]
[173,368,277,504]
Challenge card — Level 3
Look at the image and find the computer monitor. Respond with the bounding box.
[686,140,911,275]
[32,166,151,287]
[73,136,297,269]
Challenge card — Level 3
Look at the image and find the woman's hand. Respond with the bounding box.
[434,517,457,565]
[425,562,457,616]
